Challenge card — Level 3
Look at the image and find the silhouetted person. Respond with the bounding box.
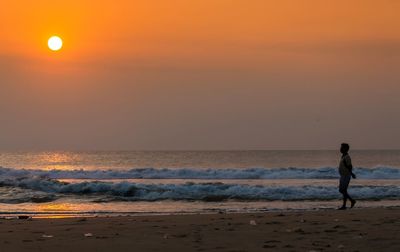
[338,143,356,210]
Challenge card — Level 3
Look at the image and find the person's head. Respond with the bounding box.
[340,143,350,154]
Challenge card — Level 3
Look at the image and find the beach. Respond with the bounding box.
[1,207,399,252]
[1,151,399,251]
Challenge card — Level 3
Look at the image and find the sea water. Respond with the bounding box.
[0,150,399,217]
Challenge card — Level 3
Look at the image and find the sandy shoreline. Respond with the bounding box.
[1,207,399,251]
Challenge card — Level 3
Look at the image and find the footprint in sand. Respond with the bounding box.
[263,244,276,248]
[264,240,280,244]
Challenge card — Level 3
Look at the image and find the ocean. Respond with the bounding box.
[0,150,399,217]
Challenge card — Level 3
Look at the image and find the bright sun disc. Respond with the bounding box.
[48,36,63,51]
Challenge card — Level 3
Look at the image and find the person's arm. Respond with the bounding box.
[344,156,356,179]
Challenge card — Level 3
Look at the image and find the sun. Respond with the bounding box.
[48,36,63,51]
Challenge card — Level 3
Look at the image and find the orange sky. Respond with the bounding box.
[2,1,399,62]
[1,1,400,150]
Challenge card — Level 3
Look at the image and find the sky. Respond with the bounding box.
[1,0,400,150]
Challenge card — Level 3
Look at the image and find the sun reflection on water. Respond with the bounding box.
[32,151,82,170]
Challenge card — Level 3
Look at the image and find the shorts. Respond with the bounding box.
[339,175,351,192]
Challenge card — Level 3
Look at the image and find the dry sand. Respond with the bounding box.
[1,207,399,251]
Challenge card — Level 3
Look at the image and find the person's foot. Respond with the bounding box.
[337,206,347,210]
[350,200,356,208]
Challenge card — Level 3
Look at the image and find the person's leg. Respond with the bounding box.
[342,176,356,208]
[338,190,347,209]
[343,190,351,203]
[342,192,348,208]
[338,176,351,209]
[350,197,356,208]
[346,191,356,208]
[339,189,348,208]
[345,191,353,202]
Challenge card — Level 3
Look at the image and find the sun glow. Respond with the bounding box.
[48,36,63,51]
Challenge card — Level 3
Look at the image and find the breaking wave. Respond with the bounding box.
[0,166,399,180]
[0,187,57,204]
[1,166,399,203]
[0,176,399,202]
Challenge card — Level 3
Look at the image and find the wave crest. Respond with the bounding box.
[1,176,399,202]
[0,166,399,180]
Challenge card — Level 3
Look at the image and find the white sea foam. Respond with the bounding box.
[0,176,399,202]
[0,166,399,180]
[1,167,399,203]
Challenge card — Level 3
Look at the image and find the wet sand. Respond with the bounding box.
[1,207,399,251]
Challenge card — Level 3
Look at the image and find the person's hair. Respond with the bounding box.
[341,143,350,152]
